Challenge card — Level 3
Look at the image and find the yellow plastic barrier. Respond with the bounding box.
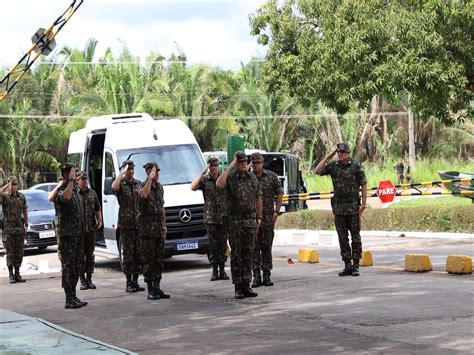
[446,255,472,274]
[404,254,433,272]
[298,248,319,263]
[360,251,373,266]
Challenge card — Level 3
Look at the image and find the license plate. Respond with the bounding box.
[39,231,55,239]
[176,241,198,251]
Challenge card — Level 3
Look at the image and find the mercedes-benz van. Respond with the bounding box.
[67,113,208,261]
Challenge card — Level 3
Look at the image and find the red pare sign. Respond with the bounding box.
[377,180,396,203]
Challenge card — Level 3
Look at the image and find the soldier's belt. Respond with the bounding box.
[140,215,163,222]
[332,196,359,203]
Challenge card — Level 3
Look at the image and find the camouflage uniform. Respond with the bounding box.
[139,179,166,283]
[198,173,228,266]
[0,191,27,268]
[321,158,367,261]
[115,177,142,275]
[79,187,101,274]
[252,169,283,273]
[225,170,262,285]
[55,184,85,290]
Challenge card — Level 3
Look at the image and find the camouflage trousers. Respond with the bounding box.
[335,214,362,260]
[82,231,96,274]
[228,223,255,285]
[141,234,164,282]
[58,235,84,289]
[121,229,142,275]
[206,223,228,265]
[2,232,24,267]
[252,224,275,272]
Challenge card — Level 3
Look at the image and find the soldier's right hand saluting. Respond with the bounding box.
[149,166,157,180]
[121,164,129,177]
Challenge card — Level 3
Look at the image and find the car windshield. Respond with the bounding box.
[23,192,54,211]
[117,144,205,185]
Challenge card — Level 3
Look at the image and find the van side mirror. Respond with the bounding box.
[104,177,113,195]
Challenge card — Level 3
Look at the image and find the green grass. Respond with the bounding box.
[304,159,474,193]
[388,196,473,209]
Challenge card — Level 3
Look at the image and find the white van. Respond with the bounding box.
[67,113,209,261]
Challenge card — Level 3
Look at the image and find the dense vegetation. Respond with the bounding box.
[1,1,472,188]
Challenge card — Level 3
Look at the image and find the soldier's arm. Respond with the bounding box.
[191,164,208,191]
[139,178,153,200]
[216,158,236,189]
[256,196,263,221]
[112,165,127,192]
[0,182,11,196]
[23,207,28,228]
[48,183,62,202]
[315,149,337,175]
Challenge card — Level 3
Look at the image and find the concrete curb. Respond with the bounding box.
[0,308,136,354]
[274,229,474,246]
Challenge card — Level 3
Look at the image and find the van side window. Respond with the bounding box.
[105,152,115,178]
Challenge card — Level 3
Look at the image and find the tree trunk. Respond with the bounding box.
[408,107,416,169]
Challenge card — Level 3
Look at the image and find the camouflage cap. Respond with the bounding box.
[143,162,160,171]
[235,151,248,162]
[250,152,264,162]
[60,162,75,174]
[8,176,18,184]
[77,171,88,179]
[336,142,351,153]
[121,159,135,169]
[207,157,219,165]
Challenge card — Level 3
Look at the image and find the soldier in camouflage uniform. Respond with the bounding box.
[191,157,229,282]
[77,171,102,290]
[55,163,88,309]
[112,160,145,293]
[0,177,28,284]
[315,143,368,277]
[249,152,283,288]
[139,162,171,300]
[217,151,263,299]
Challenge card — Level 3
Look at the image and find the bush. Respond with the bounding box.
[276,206,474,233]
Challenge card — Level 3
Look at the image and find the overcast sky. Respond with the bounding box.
[0,0,267,69]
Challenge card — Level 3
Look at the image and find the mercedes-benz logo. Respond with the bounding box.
[179,209,192,223]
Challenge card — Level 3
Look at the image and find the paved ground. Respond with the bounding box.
[1,235,473,354]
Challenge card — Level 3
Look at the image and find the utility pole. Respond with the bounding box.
[408,106,416,169]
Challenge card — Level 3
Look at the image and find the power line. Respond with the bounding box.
[0,112,412,120]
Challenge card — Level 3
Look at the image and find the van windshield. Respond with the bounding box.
[117,144,205,185]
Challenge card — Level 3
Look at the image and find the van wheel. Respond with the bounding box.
[286,202,297,213]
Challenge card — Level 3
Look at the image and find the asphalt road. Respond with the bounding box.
[1,236,473,354]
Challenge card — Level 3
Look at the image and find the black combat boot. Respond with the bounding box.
[218,264,229,280]
[80,273,88,290]
[132,274,145,291]
[262,271,274,287]
[242,283,258,298]
[8,266,16,284]
[86,272,96,289]
[155,280,171,299]
[234,284,244,299]
[352,259,360,277]
[251,269,262,288]
[64,289,81,309]
[147,281,159,300]
[72,289,88,307]
[14,266,25,283]
[125,274,136,293]
[338,259,353,277]
[210,265,219,281]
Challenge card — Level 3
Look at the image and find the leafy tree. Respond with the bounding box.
[250,0,473,122]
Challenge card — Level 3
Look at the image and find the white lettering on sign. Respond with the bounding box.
[378,188,395,195]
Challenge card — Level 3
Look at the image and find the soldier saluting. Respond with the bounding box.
[315,143,368,277]
[0,177,28,284]
[217,151,263,299]
[139,162,170,300]
[112,160,145,293]
[55,163,88,309]
[191,157,230,282]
